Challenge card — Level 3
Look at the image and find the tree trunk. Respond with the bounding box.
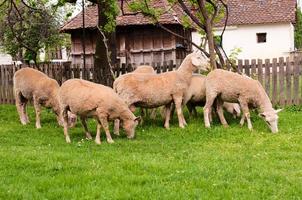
[93,2,116,87]
[199,0,217,69]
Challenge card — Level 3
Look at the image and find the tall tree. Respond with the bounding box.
[0,0,67,65]
[62,0,118,86]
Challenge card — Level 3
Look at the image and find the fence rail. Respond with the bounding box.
[0,61,178,104]
[1,57,302,106]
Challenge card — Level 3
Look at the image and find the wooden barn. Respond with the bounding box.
[60,1,192,66]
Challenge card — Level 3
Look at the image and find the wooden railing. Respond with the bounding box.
[1,57,302,106]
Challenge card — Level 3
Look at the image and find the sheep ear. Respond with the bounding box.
[191,56,200,66]
[275,109,283,113]
[258,113,266,118]
[134,116,141,123]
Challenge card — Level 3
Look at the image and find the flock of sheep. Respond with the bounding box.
[12,52,282,144]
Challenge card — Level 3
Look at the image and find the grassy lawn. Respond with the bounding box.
[0,104,302,199]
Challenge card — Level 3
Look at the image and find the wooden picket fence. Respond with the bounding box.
[0,61,178,104]
[237,57,302,106]
[0,57,302,106]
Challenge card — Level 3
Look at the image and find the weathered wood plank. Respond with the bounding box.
[272,58,278,105]
[279,57,285,105]
[257,59,263,86]
[244,59,250,76]
[293,56,300,105]
[251,59,257,79]
[265,59,271,98]
[237,60,243,74]
[286,57,292,105]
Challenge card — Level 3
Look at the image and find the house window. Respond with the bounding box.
[257,33,267,43]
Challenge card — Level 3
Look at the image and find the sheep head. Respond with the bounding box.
[122,116,141,139]
[190,52,211,72]
[259,109,282,133]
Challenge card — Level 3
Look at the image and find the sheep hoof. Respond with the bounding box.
[36,124,41,129]
[95,140,101,145]
[65,137,71,143]
[179,125,185,129]
[86,132,92,140]
[114,131,120,136]
[107,139,114,144]
[223,124,229,128]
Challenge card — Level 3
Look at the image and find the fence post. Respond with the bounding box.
[272,58,277,105]
[257,59,263,86]
[264,59,271,98]
[286,57,292,105]
[279,57,285,106]
[244,59,250,76]
[294,56,300,105]
[251,59,256,79]
[238,60,243,73]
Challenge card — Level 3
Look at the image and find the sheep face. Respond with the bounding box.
[122,117,140,139]
[56,111,77,128]
[259,109,282,133]
[191,53,210,71]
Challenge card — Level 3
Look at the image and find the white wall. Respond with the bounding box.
[192,23,295,60]
[0,51,13,65]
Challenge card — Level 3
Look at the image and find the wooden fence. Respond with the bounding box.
[1,57,302,106]
[0,61,178,104]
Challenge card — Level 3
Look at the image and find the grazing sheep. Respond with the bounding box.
[203,69,282,133]
[59,79,140,144]
[223,102,241,119]
[113,52,210,131]
[184,74,241,118]
[133,65,156,74]
[13,68,76,128]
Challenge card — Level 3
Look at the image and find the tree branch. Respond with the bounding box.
[0,0,7,7]
[177,0,206,30]
[156,23,210,57]
[21,0,39,10]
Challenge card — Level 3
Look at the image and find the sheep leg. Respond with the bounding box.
[80,117,92,140]
[216,99,229,127]
[97,112,114,144]
[204,96,216,128]
[113,119,120,136]
[150,108,157,120]
[240,114,245,126]
[164,103,172,129]
[192,106,198,118]
[187,103,193,117]
[95,122,102,145]
[239,100,253,130]
[33,96,42,129]
[15,91,29,125]
[62,108,71,143]
[174,97,185,128]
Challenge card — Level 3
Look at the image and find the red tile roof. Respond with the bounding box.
[216,0,296,27]
[61,0,297,32]
[61,1,184,32]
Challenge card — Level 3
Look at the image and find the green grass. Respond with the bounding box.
[0,104,302,199]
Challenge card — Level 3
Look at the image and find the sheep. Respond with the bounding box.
[13,67,76,128]
[184,74,241,118]
[203,69,282,133]
[59,79,140,144]
[133,65,156,74]
[113,52,210,131]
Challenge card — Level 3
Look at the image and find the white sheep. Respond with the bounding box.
[13,68,76,128]
[59,79,140,144]
[203,69,281,133]
[184,74,241,118]
[113,52,210,130]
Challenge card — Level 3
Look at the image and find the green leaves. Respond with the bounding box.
[0,0,72,62]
